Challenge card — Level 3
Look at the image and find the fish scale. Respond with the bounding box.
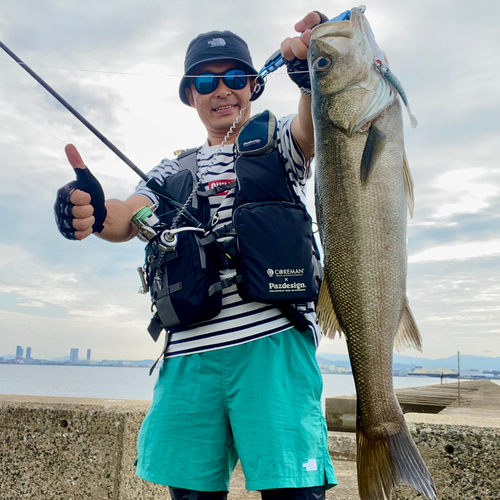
[310,6,437,500]
[317,101,407,429]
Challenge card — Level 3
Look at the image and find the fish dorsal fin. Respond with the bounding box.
[394,298,422,352]
[352,73,395,134]
[316,280,343,339]
[403,150,415,218]
[360,125,387,184]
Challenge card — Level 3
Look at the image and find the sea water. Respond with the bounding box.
[0,364,454,405]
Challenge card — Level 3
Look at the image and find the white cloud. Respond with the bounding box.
[16,301,44,308]
[0,243,147,319]
[433,168,499,218]
[409,240,500,263]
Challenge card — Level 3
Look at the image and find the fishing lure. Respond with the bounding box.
[374,58,418,128]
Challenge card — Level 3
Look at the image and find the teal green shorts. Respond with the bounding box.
[136,328,337,492]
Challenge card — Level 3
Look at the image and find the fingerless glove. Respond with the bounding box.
[286,11,329,96]
[54,167,107,240]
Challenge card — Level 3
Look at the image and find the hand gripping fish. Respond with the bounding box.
[309,6,437,500]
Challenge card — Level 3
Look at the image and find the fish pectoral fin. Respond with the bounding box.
[403,150,415,218]
[394,298,423,352]
[360,125,387,184]
[316,281,343,339]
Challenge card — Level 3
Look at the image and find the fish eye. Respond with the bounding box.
[313,56,333,72]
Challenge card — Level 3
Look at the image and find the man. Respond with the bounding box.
[54,12,336,500]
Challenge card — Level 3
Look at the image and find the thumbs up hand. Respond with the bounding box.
[54,144,107,240]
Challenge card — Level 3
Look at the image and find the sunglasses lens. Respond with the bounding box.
[193,70,248,94]
[194,74,218,94]
[224,70,248,90]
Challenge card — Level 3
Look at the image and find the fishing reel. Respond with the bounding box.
[131,205,206,250]
[132,205,206,295]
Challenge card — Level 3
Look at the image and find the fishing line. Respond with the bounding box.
[0,40,150,182]
[169,82,261,230]
[0,57,309,78]
[0,38,311,191]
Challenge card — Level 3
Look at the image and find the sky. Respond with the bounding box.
[0,0,499,362]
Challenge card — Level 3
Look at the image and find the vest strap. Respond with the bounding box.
[199,222,234,246]
[156,282,183,299]
[208,275,243,296]
[149,250,178,271]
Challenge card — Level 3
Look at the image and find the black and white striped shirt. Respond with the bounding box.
[134,114,322,357]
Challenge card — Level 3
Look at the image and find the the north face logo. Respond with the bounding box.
[302,458,318,472]
[208,38,226,48]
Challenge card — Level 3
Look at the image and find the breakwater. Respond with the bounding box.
[1,389,499,500]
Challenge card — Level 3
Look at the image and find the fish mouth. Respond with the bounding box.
[310,5,367,42]
[311,21,354,42]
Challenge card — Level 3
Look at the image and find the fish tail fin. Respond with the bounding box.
[357,423,438,500]
[394,298,423,352]
[316,280,343,339]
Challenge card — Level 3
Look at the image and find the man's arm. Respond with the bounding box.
[95,196,150,242]
[281,12,325,162]
[291,93,314,163]
[58,144,152,242]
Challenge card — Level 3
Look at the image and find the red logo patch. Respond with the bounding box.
[208,179,233,196]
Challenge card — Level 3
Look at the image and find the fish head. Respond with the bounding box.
[309,7,395,135]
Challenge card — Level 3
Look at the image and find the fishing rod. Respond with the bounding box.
[1,10,351,180]
[0,39,247,235]
[0,40,150,182]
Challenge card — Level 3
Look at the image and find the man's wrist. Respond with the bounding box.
[285,57,311,95]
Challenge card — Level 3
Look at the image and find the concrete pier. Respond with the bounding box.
[1,383,499,499]
[326,380,500,431]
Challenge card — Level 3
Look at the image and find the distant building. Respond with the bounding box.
[86,349,91,361]
[26,347,32,360]
[16,346,23,361]
[318,362,351,374]
[70,348,79,364]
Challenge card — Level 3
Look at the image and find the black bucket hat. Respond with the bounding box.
[179,30,265,105]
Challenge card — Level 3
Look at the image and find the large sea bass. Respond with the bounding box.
[309,6,437,500]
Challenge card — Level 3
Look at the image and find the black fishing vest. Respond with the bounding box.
[143,110,322,340]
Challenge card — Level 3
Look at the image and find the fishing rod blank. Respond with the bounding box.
[0,40,149,182]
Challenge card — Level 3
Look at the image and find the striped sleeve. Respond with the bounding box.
[276,114,311,203]
[133,158,180,204]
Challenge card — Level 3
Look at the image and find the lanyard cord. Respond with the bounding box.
[169,81,262,230]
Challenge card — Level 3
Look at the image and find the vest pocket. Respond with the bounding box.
[147,233,222,330]
[233,201,319,304]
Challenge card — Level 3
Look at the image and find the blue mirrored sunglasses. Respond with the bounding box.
[193,69,248,95]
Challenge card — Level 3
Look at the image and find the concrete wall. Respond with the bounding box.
[1,395,499,500]
[395,413,500,500]
[0,395,164,500]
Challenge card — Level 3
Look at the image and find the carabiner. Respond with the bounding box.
[258,49,286,81]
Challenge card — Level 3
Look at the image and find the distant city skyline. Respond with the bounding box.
[3,345,93,362]
[2,345,500,371]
